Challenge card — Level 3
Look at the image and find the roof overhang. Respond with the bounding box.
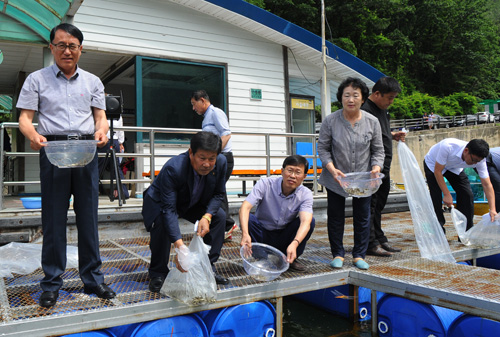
[171,0,385,84]
[0,0,82,44]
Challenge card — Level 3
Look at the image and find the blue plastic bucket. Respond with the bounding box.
[476,253,500,270]
[200,301,276,337]
[106,323,142,337]
[377,295,462,336]
[292,285,351,318]
[448,314,500,337]
[358,286,385,321]
[61,331,112,337]
[132,314,208,337]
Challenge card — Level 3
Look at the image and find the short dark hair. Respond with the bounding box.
[336,77,369,102]
[467,139,489,158]
[190,131,221,155]
[372,76,401,95]
[50,23,84,44]
[283,155,309,172]
[191,90,210,102]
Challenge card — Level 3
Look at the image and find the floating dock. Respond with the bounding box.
[1,197,500,336]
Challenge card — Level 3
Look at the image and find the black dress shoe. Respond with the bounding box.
[381,242,402,253]
[39,291,58,308]
[366,245,392,257]
[149,276,165,293]
[214,273,229,285]
[84,283,116,299]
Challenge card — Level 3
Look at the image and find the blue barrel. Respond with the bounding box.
[377,295,462,336]
[200,301,275,337]
[132,314,208,337]
[448,314,500,337]
[358,287,385,321]
[61,331,112,337]
[476,253,500,270]
[292,285,351,318]
[106,323,142,337]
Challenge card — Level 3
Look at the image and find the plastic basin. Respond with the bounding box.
[20,197,41,209]
[338,172,385,197]
[43,140,98,168]
[240,243,289,281]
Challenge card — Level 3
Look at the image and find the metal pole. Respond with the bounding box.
[371,289,378,336]
[276,296,283,337]
[149,130,155,183]
[265,134,271,176]
[0,124,4,210]
[320,0,330,121]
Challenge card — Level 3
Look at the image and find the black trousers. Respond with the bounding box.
[148,206,226,279]
[221,152,235,229]
[247,213,316,257]
[40,149,103,291]
[368,167,391,249]
[424,161,474,232]
[326,188,371,259]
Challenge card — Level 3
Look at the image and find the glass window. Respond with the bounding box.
[140,57,226,142]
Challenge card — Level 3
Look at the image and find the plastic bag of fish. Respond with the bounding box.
[452,208,500,248]
[161,235,217,306]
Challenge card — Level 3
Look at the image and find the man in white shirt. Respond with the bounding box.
[424,138,497,233]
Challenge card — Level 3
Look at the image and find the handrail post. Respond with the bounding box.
[312,134,318,195]
[0,124,4,210]
[265,134,271,176]
[149,130,155,183]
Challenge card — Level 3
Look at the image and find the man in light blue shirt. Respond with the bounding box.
[17,23,115,307]
[191,90,235,235]
[239,155,315,272]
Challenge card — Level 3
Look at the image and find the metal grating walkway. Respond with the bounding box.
[1,211,500,336]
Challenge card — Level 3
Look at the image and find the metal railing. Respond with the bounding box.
[390,114,496,131]
[0,122,322,210]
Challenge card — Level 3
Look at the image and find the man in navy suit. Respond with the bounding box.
[142,131,229,292]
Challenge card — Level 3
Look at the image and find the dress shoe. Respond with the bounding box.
[84,283,116,299]
[366,245,392,257]
[214,273,229,285]
[381,242,402,253]
[289,259,306,272]
[148,276,165,293]
[39,291,58,308]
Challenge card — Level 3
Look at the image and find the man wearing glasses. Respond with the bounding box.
[424,138,497,233]
[18,23,115,307]
[238,155,315,272]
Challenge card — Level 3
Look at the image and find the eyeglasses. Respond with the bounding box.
[51,43,80,51]
[284,167,304,177]
[469,153,481,164]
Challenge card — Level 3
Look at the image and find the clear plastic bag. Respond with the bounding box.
[0,242,78,278]
[397,142,455,263]
[160,235,217,306]
[452,208,500,248]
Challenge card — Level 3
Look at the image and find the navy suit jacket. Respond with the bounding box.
[142,150,227,243]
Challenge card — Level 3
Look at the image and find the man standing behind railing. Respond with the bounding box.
[191,90,236,239]
[17,23,115,307]
[362,77,406,257]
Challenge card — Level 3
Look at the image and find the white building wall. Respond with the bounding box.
[74,0,288,182]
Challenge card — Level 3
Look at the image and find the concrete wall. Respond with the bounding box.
[390,124,500,184]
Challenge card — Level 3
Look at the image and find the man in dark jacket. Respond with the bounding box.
[142,131,229,292]
[362,77,406,257]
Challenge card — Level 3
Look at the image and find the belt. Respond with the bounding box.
[44,134,94,141]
